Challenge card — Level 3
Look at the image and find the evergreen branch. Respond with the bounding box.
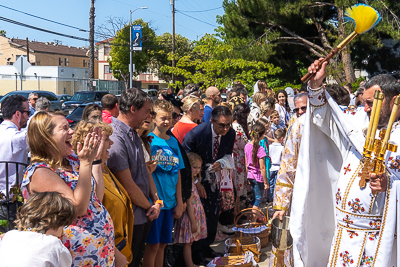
[307,2,335,8]
[277,41,325,58]
[312,17,333,51]
[271,23,328,55]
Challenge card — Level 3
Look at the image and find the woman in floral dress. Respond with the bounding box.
[22,112,115,267]
[231,103,251,213]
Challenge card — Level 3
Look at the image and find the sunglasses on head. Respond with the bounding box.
[172,112,182,119]
[293,106,307,113]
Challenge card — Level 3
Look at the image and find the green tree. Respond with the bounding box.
[108,19,157,89]
[160,34,281,91]
[0,30,5,37]
[218,0,400,84]
[153,33,194,82]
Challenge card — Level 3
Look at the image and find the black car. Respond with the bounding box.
[0,90,62,121]
[66,104,88,128]
[62,91,108,114]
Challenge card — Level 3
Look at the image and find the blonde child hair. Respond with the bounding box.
[270,110,279,119]
[153,99,174,113]
[187,152,203,182]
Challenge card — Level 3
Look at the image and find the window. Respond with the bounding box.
[148,85,159,90]
[65,58,69,66]
[83,59,87,67]
[104,65,112,74]
[104,46,111,56]
[59,57,63,66]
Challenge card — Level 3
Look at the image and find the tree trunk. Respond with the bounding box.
[337,7,357,83]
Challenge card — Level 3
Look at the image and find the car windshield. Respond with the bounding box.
[71,93,95,101]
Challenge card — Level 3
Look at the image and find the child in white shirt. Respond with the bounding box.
[0,191,76,267]
[267,128,286,202]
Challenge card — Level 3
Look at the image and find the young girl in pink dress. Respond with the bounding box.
[174,152,207,267]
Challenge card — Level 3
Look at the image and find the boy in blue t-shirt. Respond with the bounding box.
[143,99,184,267]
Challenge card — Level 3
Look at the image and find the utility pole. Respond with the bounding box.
[171,0,176,85]
[89,0,95,91]
[26,38,29,63]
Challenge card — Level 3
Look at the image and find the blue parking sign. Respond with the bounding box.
[132,25,142,51]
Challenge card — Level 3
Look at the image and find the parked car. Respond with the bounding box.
[65,103,88,128]
[142,89,158,101]
[57,94,72,103]
[62,91,108,114]
[0,90,62,121]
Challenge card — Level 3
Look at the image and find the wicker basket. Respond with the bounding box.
[234,208,269,248]
[225,236,261,262]
[212,255,253,267]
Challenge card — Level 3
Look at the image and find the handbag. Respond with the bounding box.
[163,244,185,267]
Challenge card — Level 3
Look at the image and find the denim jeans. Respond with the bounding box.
[249,179,264,207]
[267,170,278,202]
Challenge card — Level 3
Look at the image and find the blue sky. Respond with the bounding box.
[0,0,224,47]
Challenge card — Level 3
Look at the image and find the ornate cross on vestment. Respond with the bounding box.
[343,164,351,175]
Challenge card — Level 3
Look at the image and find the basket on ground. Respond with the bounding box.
[233,208,269,248]
[224,236,261,262]
[207,251,256,267]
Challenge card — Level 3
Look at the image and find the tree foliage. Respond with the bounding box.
[153,33,193,82]
[218,0,400,84]
[108,19,157,88]
[160,34,281,91]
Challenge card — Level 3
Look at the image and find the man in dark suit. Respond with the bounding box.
[182,106,235,265]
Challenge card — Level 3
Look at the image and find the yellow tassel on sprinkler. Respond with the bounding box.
[301,4,381,83]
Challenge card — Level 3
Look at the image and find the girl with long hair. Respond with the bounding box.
[275,90,290,126]
[244,121,269,209]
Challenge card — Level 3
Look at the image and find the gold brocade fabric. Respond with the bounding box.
[102,166,134,263]
[273,116,304,211]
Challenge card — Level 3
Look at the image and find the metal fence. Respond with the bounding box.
[0,161,28,233]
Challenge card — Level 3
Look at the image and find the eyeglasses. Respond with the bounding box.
[172,112,182,120]
[32,98,38,101]
[293,106,307,113]
[20,110,30,115]
[215,122,231,129]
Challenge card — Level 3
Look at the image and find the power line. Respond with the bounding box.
[176,11,218,27]
[0,16,92,42]
[0,4,88,32]
[178,7,222,12]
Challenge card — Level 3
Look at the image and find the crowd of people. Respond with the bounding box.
[0,59,399,267]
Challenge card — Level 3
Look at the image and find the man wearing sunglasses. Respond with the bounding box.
[0,95,30,232]
[183,106,235,265]
[27,93,38,117]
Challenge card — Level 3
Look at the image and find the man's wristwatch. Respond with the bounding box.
[155,199,164,208]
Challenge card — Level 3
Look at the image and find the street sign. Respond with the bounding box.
[14,56,31,74]
[132,25,142,51]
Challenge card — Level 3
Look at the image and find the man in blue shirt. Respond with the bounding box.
[201,86,221,122]
[27,93,38,117]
